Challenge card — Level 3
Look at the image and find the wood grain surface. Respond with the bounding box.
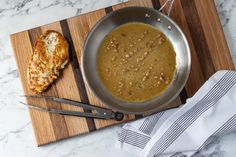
[10,0,234,146]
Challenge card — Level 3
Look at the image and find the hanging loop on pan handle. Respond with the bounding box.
[159,0,175,16]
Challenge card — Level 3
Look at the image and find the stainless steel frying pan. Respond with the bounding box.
[82,0,191,114]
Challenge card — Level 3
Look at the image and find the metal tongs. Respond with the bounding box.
[20,95,124,121]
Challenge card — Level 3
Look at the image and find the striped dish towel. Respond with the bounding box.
[117,70,236,157]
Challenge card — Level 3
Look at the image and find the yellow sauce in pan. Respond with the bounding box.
[97,22,176,102]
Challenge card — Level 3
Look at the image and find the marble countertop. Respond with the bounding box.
[0,0,236,157]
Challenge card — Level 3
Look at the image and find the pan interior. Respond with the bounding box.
[82,7,191,114]
[96,22,176,103]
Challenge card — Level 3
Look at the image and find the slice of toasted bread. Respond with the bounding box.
[27,30,69,93]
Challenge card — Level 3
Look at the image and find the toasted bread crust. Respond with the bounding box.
[27,30,69,93]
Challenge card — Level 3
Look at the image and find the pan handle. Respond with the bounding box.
[159,0,175,16]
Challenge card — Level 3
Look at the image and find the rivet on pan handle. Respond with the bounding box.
[159,0,175,16]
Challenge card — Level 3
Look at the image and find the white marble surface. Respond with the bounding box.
[0,0,236,157]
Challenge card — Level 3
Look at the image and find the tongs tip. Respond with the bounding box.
[18,101,24,104]
[20,95,35,98]
[20,95,45,99]
[18,101,28,107]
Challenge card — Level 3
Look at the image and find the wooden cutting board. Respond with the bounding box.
[10,0,234,146]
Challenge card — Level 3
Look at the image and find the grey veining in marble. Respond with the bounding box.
[215,0,236,67]
[0,0,236,157]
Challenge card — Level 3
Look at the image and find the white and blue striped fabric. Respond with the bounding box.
[117,70,236,157]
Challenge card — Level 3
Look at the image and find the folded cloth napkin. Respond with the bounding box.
[117,70,236,157]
